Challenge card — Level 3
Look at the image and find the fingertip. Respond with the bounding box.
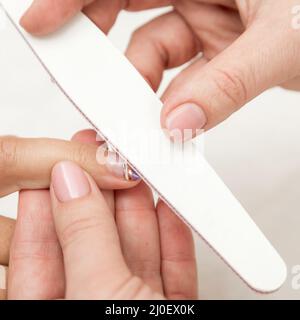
[71,129,99,144]
[19,3,49,36]
[157,199,191,236]
[20,17,52,37]
[19,12,39,35]
[19,0,83,36]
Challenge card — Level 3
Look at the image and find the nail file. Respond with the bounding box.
[1,0,287,292]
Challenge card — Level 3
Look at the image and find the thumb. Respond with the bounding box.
[161,24,300,138]
[50,161,131,299]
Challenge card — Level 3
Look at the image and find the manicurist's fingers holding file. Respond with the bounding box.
[21,0,300,140]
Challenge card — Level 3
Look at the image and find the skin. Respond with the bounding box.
[5,130,197,300]
[20,0,300,136]
[0,130,138,299]
[1,0,298,298]
[0,217,14,266]
[0,132,139,271]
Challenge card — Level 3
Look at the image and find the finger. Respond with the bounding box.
[115,183,163,294]
[0,216,15,266]
[126,11,200,91]
[161,21,300,137]
[125,0,172,11]
[83,0,123,34]
[50,161,130,299]
[20,0,95,35]
[0,265,8,300]
[8,190,64,300]
[157,200,198,300]
[71,129,115,214]
[7,130,100,300]
[195,0,236,8]
[0,130,112,258]
[0,135,140,197]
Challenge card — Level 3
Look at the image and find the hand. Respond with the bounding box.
[21,0,300,139]
[7,130,197,300]
[0,131,140,267]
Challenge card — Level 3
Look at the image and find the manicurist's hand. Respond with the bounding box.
[0,132,140,268]
[7,130,197,300]
[21,1,300,139]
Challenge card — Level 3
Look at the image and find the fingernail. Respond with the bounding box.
[0,266,6,290]
[105,150,140,181]
[165,103,207,140]
[52,161,91,203]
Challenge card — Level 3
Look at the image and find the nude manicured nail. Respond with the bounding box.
[105,150,140,181]
[165,103,207,140]
[52,161,91,203]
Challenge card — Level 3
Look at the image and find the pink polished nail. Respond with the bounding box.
[165,103,207,140]
[52,161,91,203]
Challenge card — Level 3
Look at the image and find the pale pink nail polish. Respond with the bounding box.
[52,161,91,202]
[165,103,207,140]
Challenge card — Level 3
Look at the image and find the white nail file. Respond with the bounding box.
[1,0,287,292]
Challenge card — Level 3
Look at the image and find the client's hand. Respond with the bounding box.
[0,131,140,268]
[7,130,197,300]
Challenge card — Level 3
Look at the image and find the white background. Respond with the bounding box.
[0,7,300,299]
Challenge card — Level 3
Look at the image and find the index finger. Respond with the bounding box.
[0,135,140,197]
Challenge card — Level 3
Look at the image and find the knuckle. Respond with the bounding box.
[59,214,102,250]
[0,136,19,173]
[11,240,61,262]
[211,67,249,109]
